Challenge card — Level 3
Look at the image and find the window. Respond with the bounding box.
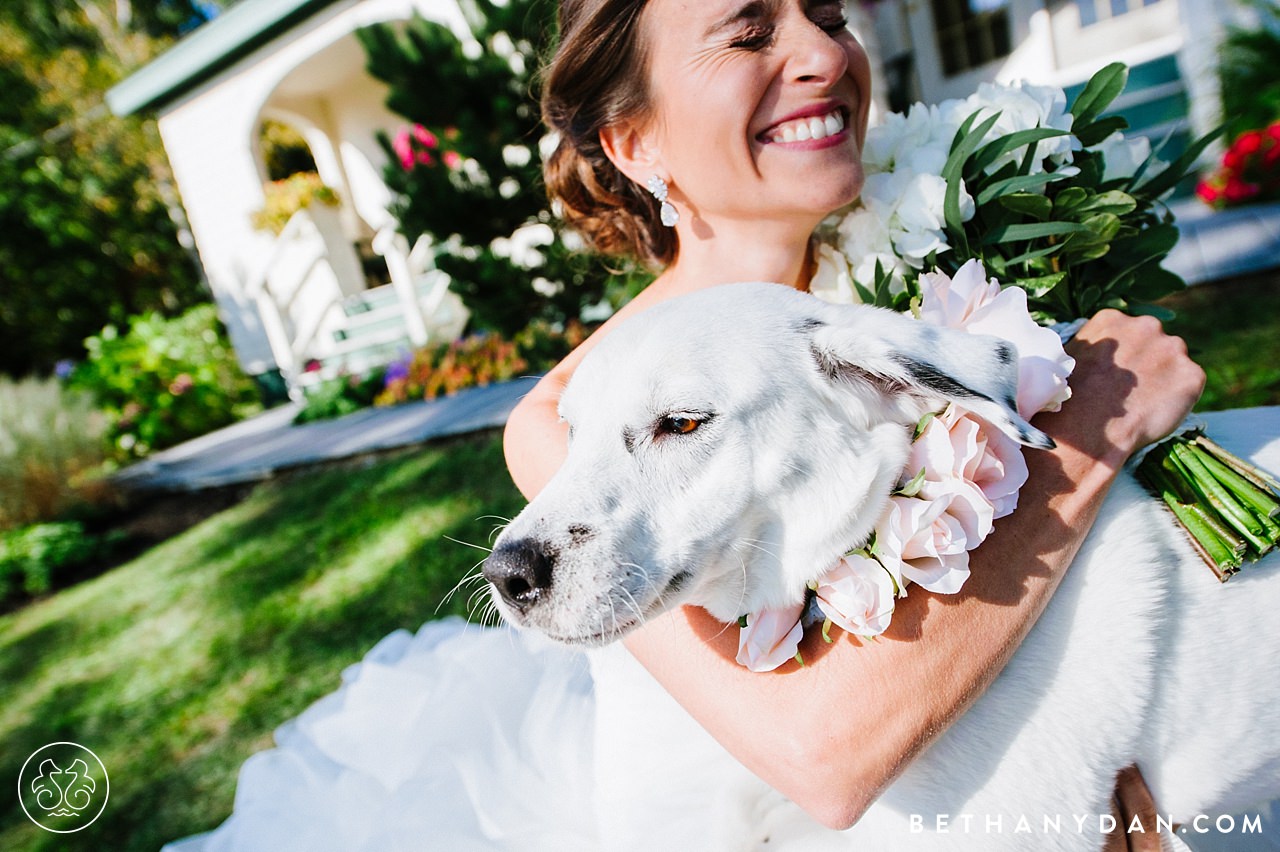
[1074,0,1164,28]
[930,0,1013,77]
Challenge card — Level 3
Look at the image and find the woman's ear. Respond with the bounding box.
[599,119,664,186]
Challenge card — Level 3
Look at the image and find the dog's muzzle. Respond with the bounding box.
[483,538,555,615]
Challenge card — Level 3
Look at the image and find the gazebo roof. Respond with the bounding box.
[106,0,344,116]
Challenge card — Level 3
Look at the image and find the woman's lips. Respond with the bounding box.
[758,106,851,147]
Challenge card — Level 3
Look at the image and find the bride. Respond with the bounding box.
[170,0,1212,849]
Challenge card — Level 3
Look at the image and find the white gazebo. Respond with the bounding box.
[108,0,474,400]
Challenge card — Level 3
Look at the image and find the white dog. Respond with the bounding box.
[484,282,1280,851]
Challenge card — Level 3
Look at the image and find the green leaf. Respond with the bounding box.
[970,128,1072,176]
[1052,186,1090,216]
[1133,124,1227,199]
[1075,114,1129,148]
[1012,271,1068,298]
[974,170,1072,206]
[980,220,1094,244]
[998,192,1055,221]
[898,467,928,497]
[1075,191,1137,218]
[942,110,1004,253]
[1125,265,1186,302]
[1002,242,1067,267]
[1070,62,1129,127]
[1082,212,1122,242]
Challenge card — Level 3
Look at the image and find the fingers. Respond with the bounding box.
[1105,764,1163,852]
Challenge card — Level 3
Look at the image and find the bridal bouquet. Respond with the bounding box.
[736,64,1280,671]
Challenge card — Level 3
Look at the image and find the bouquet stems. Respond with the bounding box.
[1136,432,1280,581]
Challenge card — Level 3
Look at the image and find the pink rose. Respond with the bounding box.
[814,553,897,638]
[875,495,971,594]
[736,603,805,672]
[910,406,1027,519]
[915,477,994,546]
[919,259,1075,418]
[964,415,1028,519]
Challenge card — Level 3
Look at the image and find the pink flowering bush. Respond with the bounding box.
[391,124,463,172]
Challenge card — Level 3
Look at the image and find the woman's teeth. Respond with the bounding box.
[766,109,845,143]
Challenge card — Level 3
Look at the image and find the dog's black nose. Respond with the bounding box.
[483,538,555,613]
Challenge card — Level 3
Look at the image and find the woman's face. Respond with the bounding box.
[637,0,872,230]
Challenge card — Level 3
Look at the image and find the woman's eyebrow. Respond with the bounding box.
[703,0,772,37]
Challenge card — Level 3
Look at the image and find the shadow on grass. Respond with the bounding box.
[0,430,527,851]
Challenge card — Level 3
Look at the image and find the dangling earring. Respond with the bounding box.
[646,175,679,227]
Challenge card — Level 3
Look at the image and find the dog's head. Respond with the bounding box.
[484,282,1051,644]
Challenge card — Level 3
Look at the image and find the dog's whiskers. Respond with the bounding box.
[438,564,487,614]
[443,535,494,554]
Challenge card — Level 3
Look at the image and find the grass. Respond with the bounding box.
[1160,268,1280,411]
[0,431,524,851]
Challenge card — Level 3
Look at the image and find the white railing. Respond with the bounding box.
[244,208,455,399]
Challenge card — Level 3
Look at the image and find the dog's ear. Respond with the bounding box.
[806,304,1054,449]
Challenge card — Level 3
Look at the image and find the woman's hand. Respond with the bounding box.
[1045,310,1205,471]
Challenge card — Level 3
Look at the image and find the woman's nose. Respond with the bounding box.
[781,15,850,86]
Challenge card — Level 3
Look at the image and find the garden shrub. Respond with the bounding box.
[294,370,388,424]
[71,304,261,459]
[1217,0,1280,141]
[0,521,126,601]
[376,333,529,405]
[0,376,109,531]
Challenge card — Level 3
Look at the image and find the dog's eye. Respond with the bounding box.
[659,416,700,435]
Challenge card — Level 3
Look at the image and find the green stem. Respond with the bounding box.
[1194,443,1280,521]
[1162,495,1239,580]
[1193,435,1280,496]
[1170,443,1272,554]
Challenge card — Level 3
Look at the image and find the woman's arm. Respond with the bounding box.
[504,309,1204,830]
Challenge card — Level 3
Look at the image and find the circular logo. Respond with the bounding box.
[17,742,109,833]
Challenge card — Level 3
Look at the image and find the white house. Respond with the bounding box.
[107,0,476,401]
[108,0,1259,399]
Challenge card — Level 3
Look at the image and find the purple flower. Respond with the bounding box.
[383,357,411,385]
[54,359,75,380]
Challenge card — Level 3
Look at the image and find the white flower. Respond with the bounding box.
[736,604,805,672]
[814,553,897,638]
[809,240,860,304]
[957,80,1076,174]
[1094,131,1159,183]
[836,206,908,294]
[863,103,956,177]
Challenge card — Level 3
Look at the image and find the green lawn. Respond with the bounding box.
[1161,269,1280,411]
[0,431,524,851]
[1,269,1277,849]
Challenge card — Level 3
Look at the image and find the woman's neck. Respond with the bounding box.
[659,216,817,296]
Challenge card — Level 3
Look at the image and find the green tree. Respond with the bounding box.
[358,0,623,336]
[0,1,223,378]
[1218,0,1280,138]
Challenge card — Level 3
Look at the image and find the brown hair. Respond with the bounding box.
[541,0,675,267]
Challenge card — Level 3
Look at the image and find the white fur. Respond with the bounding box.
[488,283,1280,851]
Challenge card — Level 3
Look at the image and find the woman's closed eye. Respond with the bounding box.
[807,0,848,33]
[729,23,775,51]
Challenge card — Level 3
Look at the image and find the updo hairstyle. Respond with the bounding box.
[541,0,676,267]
